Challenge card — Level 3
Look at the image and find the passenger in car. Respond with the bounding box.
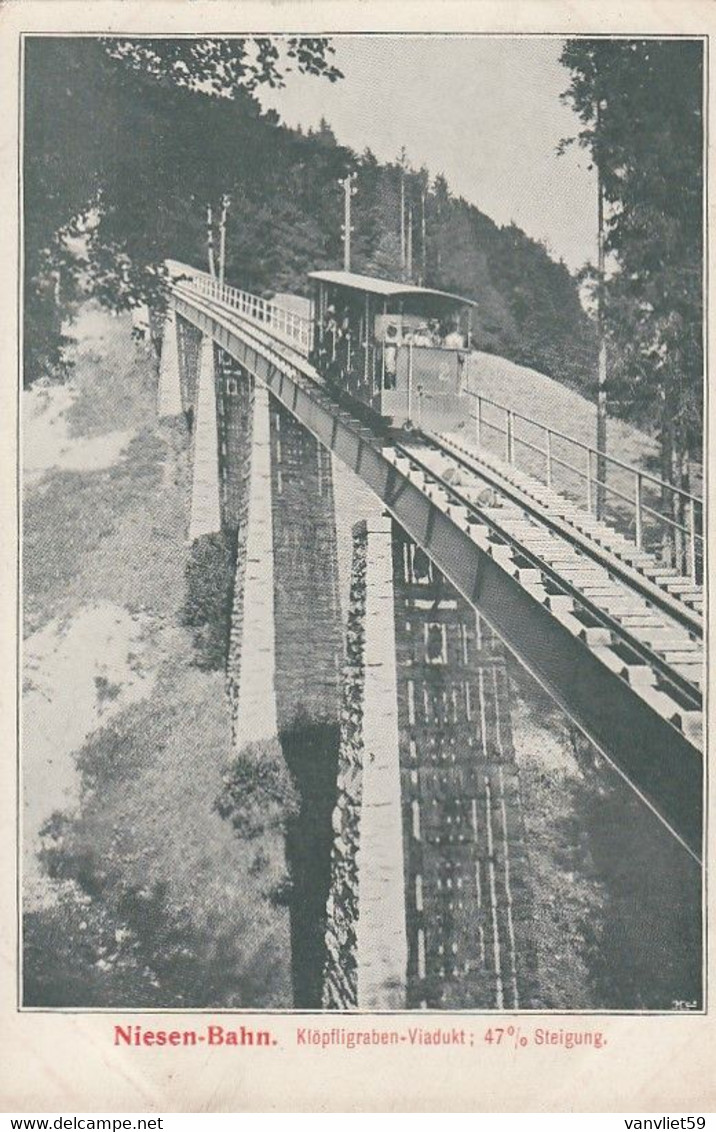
[444,324,465,349]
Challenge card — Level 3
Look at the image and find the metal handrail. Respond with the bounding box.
[469,389,703,581]
[471,390,702,505]
[169,261,702,581]
[169,261,314,356]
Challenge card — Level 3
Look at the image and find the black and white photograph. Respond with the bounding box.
[19,30,705,1022]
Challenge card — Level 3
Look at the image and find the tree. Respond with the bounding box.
[361,231,403,282]
[25,38,599,401]
[559,39,704,509]
[23,36,342,386]
[103,37,342,95]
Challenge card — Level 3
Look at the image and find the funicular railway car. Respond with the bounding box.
[308,270,476,430]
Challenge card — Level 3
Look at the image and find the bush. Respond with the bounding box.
[215,738,300,840]
[181,531,236,669]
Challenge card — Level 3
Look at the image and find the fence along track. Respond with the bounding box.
[465,389,703,585]
[393,437,701,720]
[174,266,703,594]
[171,277,704,755]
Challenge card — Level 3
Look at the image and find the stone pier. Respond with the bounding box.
[356,517,409,1008]
[268,402,344,1007]
[323,517,533,1010]
[176,313,202,417]
[227,379,278,752]
[323,518,408,1009]
[157,305,182,418]
[188,336,222,542]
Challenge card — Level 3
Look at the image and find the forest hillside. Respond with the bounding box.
[24,37,596,395]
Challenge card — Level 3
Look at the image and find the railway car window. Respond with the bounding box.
[384,343,397,390]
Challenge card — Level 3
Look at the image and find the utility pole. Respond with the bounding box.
[399,147,408,281]
[218,194,230,288]
[400,175,406,279]
[406,203,413,282]
[206,203,216,279]
[595,101,608,520]
[340,172,357,272]
[420,187,427,286]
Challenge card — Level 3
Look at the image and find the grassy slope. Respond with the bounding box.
[464,351,704,550]
[23,303,701,1011]
[23,305,292,1008]
[469,350,659,469]
[509,661,702,1011]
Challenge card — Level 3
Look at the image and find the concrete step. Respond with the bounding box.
[661,649,703,663]
[579,626,612,646]
[616,612,666,627]
[672,664,702,686]
[622,665,657,688]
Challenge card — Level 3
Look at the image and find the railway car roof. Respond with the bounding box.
[308,270,476,307]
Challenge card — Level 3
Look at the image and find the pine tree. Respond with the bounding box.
[560,39,703,495]
[25,38,598,401]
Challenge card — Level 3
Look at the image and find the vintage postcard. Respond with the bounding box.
[1,0,714,1113]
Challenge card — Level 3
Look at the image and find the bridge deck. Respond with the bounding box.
[437,430,703,623]
[412,434,702,702]
[169,272,704,859]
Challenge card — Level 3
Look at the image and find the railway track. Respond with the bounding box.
[172,277,704,855]
[432,429,703,629]
[393,435,702,728]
